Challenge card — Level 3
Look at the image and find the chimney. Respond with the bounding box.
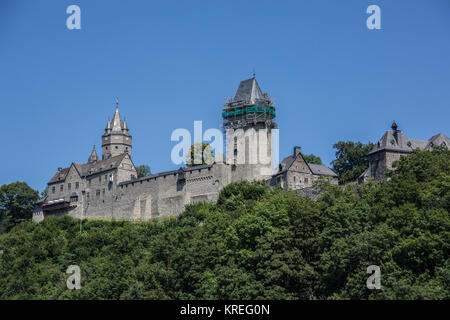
[58,167,62,171]
[294,146,302,157]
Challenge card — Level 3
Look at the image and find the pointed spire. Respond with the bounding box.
[88,145,99,163]
[112,98,124,131]
[105,117,112,130]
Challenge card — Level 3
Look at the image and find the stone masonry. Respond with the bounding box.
[33,77,338,222]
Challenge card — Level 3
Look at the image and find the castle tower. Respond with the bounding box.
[223,76,277,181]
[102,100,132,160]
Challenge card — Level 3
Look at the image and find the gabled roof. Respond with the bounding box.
[234,77,264,103]
[308,163,337,177]
[48,154,130,184]
[277,151,337,177]
[81,153,127,177]
[48,168,70,184]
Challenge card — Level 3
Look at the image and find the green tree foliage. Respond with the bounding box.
[40,186,48,198]
[0,148,448,299]
[186,143,214,167]
[303,154,323,165]
[136,165,151,178]
[331,141,374,184]
[0,182,39,235]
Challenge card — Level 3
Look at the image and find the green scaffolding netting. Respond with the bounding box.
[222,105,275,119]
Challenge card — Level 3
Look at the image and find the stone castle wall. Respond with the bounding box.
[34,163,234,222]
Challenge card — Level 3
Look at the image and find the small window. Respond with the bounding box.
[96,189,100,197]
[102,189,105,196]
[305,178,308,183]
[68,183,71,190]
[60,185,63,192]
[99,176,101,183]
[52,186,56,193]
[75,182,79,189]
[115,146,118,149]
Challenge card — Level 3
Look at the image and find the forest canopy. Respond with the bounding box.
[0,148,448,300]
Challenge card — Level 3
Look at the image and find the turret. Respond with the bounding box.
[88,145,99,163]
[101,99,132,159]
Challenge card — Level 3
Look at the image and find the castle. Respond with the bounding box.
[360,121,449,182]
[33,77,338,222]
[33,77,448,222]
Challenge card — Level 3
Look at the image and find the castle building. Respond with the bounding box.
[33,77,338,222]
[269,146,338,190]
[359,122,449,182]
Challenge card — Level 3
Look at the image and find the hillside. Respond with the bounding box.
[0,148,449,300]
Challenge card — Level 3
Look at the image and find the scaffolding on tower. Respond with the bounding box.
[221,78,277,131]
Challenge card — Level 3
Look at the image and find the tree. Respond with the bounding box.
[136,165,151,178]
[40,186,48,198]
[0,182,39,233]
[0,150,448,300]
[303,154,322,165]
[331,141,374,184]
[186,143,214,167]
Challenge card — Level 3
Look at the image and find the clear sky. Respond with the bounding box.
[1,0,449,192]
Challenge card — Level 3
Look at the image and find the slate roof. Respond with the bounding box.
[425,133,449,150]
[369,129,449,155]
[48,154,127,184]
[81,154,127,176]
[277,154,337,177]
[234,77,264,103]
[104,105,130,136]
[48,168,70,184]
[308,163,338,177]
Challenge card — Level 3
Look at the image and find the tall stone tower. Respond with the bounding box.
[223,76,277,181]
[102,101,132,160]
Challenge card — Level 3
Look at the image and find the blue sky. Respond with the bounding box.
[1,0,449,192]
